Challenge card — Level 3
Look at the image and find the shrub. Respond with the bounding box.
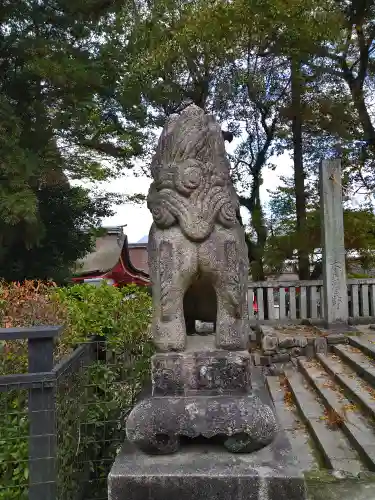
[0,281,153,500]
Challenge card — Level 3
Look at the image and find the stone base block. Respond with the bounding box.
[111,368,306,499]
[126,392,278,454]
[152,338,251,396]
[108,437,307,500]
[127,338,278,454]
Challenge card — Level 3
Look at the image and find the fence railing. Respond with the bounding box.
[0,326,61,500]
[0,326,146,500]
[247,278,375,323]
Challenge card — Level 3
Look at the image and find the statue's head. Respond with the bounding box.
[147,105,239,242]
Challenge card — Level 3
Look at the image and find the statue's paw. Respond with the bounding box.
[136,433,180,455]
[224,433,269,453]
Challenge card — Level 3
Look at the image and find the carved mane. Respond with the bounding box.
[147,105,239,242]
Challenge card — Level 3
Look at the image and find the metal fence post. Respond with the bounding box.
[27,326,61,500]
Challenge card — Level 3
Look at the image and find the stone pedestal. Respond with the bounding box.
[125,336,278,454]
[109,368,307,500]
[108,106,307,499]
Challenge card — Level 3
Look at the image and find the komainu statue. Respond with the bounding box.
[125,105,278,456]
[147,104,249,351]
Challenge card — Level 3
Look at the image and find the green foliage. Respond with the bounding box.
[0,392,28,500]
[2,0,375,282]
[1,0,148,177]
[348,273,371,279]
[266,176,375,275]
[0,0,149,280]
[0,184,119,283]
[0,282,153,500]
[54,282,152,348]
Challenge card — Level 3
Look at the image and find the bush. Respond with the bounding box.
[0,281,153,500]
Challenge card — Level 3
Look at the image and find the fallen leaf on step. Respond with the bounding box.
[284,391,294,406]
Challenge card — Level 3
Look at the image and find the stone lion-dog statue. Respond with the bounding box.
[147,104,249,352]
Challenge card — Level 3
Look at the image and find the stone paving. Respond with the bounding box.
[306,473,375,500]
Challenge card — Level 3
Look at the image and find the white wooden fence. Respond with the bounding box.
[247,278,375,324]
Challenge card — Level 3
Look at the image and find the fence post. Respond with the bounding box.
[320,159,349,327]
[28,326,61,500]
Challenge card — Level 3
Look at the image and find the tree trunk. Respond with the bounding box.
[250,194,267,282]
[291,58,310,280]
[250,191,268,318]
[239,188,266,282]
[349,79,375,148]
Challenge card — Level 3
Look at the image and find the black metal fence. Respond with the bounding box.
[0,326,143,500]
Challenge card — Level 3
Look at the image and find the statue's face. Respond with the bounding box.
[147,105,238,241]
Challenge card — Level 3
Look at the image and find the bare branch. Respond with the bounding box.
[77,139,127,158]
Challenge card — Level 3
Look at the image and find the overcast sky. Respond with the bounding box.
[101,145,294,243]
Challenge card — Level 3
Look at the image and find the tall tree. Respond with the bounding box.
[0,185,117,283]
[226,52,290,280]
[123,0,299,278]
[308,0,375,166]
[0,0,151,279]
[113,0,372,281]
[266,174,375,276]
[291,58,310,279]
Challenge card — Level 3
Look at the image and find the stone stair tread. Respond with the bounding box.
[348,336,375,359]
[317,353,375,419]
[266,376,318,471]
[267,375,311,431]
[299,358,375,471]
[287,369,327,418]
[286,367,362,473]
[333,344,375,385]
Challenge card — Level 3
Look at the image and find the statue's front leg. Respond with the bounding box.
[153,240,186,351]
[214,240,249,350]
[149,228,198,352]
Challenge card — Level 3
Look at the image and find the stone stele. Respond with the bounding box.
[124,105,278,456]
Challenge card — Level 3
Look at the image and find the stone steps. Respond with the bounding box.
[298,357,375,471]
[333,343,375,387]
[267,333,375,474]
[266,376,317,472]
[285,367,362,473]
[317,351,375,421]
[347,335,375,360]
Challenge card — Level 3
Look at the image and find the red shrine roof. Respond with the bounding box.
[72,227,150,287]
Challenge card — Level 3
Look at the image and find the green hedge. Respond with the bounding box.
[0,281,153,500]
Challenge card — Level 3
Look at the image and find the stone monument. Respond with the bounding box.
[320,159,349,328]
[108,105,307,500]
